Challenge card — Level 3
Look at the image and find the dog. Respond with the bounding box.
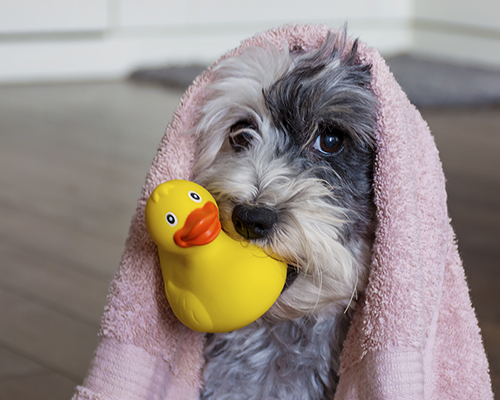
[190,29,378,399]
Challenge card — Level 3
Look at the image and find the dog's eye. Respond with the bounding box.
[314,129,345,155]
[229,131,253,152]
[229,120,256,153]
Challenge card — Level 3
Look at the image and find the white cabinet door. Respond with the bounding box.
[0,0,108,34]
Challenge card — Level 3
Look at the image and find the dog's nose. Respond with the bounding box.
[232,204,278,240]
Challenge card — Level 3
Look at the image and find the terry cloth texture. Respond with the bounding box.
[72,24,493,400]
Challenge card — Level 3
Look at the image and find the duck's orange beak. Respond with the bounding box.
[174,202,221,248]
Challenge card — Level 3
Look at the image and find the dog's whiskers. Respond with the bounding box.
[344,263,359,314]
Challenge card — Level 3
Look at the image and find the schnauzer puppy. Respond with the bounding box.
[190,30,378,399]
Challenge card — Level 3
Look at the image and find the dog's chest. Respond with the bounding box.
[200,312,347,400]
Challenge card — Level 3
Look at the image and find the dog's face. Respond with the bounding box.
[192,33,378,320]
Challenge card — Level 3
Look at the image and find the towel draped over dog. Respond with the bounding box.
[73,25,493,400]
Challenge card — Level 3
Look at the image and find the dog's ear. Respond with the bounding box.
[190,44,294,178]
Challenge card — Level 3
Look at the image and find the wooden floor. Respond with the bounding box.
[0,81,498,399]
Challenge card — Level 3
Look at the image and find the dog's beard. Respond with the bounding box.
[191,31,378,321]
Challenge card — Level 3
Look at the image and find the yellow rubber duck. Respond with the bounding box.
[145,179,287,333]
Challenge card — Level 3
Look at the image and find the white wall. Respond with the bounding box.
[3,0,500,83]
[413,0,500,68]
[0,0,414,83]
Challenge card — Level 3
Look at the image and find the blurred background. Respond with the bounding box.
[0,0,499,399]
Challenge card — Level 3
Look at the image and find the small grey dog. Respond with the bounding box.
[190,30,378,399]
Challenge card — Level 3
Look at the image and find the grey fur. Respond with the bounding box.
[191,29,378,399]
[201,307,352,400]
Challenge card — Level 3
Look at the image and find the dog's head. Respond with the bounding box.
[191,31,378,320]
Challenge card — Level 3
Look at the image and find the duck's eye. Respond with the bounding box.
[314,127,345,155]
[166,212,178,227]
[229,120,256,153]
[189,191,202,203]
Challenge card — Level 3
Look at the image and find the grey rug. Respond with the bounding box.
[129,65,207,90]
[130,55,500,108]
[385,54,500,108]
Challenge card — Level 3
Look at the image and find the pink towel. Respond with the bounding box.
[73,25,493,400]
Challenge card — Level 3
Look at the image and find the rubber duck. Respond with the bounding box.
[145,179,287,333]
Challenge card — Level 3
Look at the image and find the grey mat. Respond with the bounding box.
[129,65,207,90]
[385,54,500,108]
[129,55,500,108]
